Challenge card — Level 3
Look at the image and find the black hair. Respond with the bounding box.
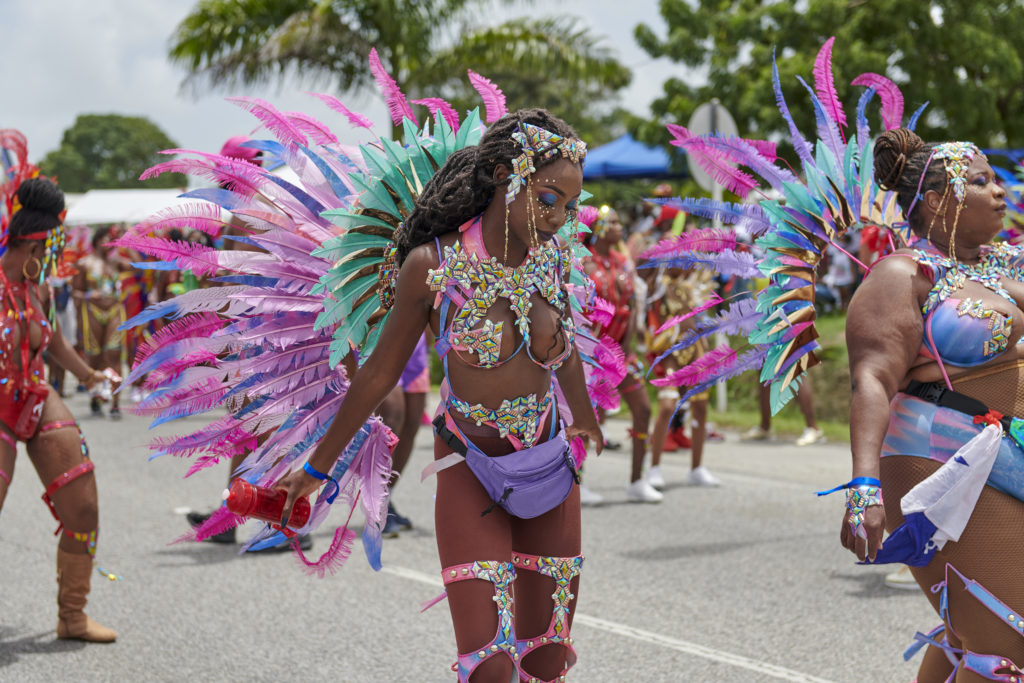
[873,128,947,235]
[8,177,64,246]
[394,108,579,265]
[91,225,115,250]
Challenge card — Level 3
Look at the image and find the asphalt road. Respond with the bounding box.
[1,392,935,682]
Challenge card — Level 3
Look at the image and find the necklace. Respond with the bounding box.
[915,240,1024,313]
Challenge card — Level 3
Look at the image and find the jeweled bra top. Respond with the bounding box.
[911,240,1024,368]
[428,216,575,371]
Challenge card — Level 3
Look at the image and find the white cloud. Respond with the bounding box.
[2,0,686,164]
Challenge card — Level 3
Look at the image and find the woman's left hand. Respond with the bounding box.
[566,423,604,455]
[275,467,323,528]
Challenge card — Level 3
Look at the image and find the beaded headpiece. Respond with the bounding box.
[505,123,587,205]
[933,142,983,204]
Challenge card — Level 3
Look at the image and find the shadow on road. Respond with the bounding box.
[0,627,86,667]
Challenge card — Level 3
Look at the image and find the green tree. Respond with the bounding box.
[40,114,186,192]
[168,0,630,144]
[633,0,1024,154]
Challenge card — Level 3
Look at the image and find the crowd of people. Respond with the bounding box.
[4,38,1024,682]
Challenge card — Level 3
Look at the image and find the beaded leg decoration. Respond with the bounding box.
[38,420,118,580]
[443,560,517,682]
[512,551,584,682]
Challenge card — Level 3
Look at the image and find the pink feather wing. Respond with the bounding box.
[226,96,308,146]
[307,92,375,130]
[412,98,460,131]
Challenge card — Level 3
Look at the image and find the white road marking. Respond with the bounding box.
[381,565,835,683]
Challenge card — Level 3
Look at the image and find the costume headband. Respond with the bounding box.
[906,141,983,216]
[505,123,586,205]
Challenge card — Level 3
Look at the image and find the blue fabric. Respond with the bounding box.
[863,511,939,567]
[582,134,682,179]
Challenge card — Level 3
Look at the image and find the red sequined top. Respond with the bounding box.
[0,272,52,433]
[585,246,634,343]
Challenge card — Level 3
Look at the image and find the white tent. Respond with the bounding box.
[64,188,190,226]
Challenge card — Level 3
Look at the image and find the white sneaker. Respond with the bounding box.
[740,425,773,441]
[647,466,665,490]
[688,466,721,487]
[795,427,826,446]
[884,565,919,590]
[625,478,663,503]
[578,484,604,507]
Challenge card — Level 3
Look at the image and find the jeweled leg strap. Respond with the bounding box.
[927,564,1024,681]
[512,551,584,682]
[443,560,517,683]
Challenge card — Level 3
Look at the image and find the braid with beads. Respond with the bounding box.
[873,128,947,236]
[395,108,578,265]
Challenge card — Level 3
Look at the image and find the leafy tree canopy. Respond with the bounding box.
[168,0,630,144]
[632,0,1024,155]
[40,114,186,192]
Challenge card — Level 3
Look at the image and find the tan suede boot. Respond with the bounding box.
[56,548,117,642]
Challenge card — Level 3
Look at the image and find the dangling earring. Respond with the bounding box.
[948,200,965,260]
[503,203,510,265]
[22,257,42,282]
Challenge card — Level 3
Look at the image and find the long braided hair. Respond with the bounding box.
[873,128,948,236]
[395,108,578,265]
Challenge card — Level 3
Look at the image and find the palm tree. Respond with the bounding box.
[168,0,630,142]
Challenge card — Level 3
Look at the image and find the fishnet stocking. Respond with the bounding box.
[951,359,1024,418]
[882,456,1024,682]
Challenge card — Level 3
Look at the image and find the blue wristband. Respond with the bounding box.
[815,476,882,497]
[303,462,329,480]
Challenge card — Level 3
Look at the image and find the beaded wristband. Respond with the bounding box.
[846,484,884,539]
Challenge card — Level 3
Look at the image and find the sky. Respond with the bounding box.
[1,0,685,163]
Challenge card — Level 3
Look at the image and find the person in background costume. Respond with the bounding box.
[844,129,1024,681]
[73,226,131,419]
[0,164,118,643]
[641,207,720,488]
[275,108,602,682]
[580,204,655,503]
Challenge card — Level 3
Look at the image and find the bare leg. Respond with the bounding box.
[390,390,425,485]
[650,393,676,469]
[758,383,772,432]
[619,382,650,483]
[796,382,818,430]
[690,398,707,471]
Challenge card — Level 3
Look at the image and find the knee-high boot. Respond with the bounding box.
[56,548,116,642]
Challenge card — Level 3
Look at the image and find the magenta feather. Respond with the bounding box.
[136,202,227,238]
[293,526,357,578]
[641,229,737,259]
[653,294,723,335]
[467,69,508,124]
[651,344,737,387]
[134,313,223,365]
[178,506,245,544]
[745,138,778,161]
[112,234,223,277]
[813,37,848,130]
[141,157,266,198]
[851,73,904,130]
[412,98,460,131]
[284,111,339,145]
[368,48,417,126]
[667,125,758,197]
[591,296,614,326]
[576,205,600,228]
[226,96,308,146]
[307,92,375,130]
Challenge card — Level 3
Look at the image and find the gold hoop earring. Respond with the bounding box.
[22,257,42,281]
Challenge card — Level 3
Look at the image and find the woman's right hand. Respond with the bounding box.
[839,504,886,562]
[276,467,323,528]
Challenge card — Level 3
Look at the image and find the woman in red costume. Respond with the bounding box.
[581,205,657,503]
[0,174,117,642]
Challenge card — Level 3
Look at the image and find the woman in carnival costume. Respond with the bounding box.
[121,54,615,681]
[0,130,118,642]
[645,35,1024,677]
[579,204,657,503]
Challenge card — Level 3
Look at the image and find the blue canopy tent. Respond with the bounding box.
[582,134,685,180]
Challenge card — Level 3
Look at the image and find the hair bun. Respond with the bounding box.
[874,128,924,191]
[16,177,65,217]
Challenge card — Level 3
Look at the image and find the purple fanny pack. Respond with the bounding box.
[432,416,579,519]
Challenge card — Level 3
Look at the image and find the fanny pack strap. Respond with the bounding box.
[904,380,1014,432]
